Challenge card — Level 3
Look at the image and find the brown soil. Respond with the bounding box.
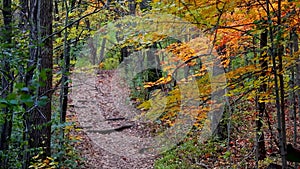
[69,69,157,169]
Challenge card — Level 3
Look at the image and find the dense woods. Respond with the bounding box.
[0,0,299,168]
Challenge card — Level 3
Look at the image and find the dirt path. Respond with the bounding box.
[69,69,156,169]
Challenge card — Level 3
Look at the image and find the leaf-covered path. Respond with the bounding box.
[69,69,156,169]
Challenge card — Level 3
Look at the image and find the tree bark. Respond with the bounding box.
[27,0,53,159]
[276,0,287,166]
[256,29,267,160]
[60,0,70,126]
[266,0,287,167]
[0,0,13,168]
[292,30,299,123]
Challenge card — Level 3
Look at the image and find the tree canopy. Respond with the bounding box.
[0,0,299,168]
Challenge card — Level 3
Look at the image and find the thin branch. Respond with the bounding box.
[256,0,268,14]
[178,0,201,26]
[43,8,102,42]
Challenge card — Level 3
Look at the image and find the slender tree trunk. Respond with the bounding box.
[88,38,97,64]
[266,0,287,167]
[0,0,13,168]
[277,0,287,166]
[58,1,70,166]
[99,38,107,63]
[289,29,298,168]
[60,0,70,127]
[256,29,267,160]
[292,29,299,123]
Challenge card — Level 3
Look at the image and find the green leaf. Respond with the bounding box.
[40,69,47,81]
[0,99,8,108]
[8,99,18,105]
[223,151,231,159]
[15,82,25,89]
[37,96,48,106]
[20,94,34,107]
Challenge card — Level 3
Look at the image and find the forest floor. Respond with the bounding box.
[67,68,300,169]
[69,69,156,169]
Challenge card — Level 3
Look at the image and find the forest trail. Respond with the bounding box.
[69,69,156,169]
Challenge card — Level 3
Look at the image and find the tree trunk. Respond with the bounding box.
[276,0,287,166]
[99,38,107,63]
[256,29,267,160]
[294,34,300,125]
[60,0,70,127]
[0,0,13,168]
[266,0,287,167]
[88,38,97,64]
[27,0,53,160]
